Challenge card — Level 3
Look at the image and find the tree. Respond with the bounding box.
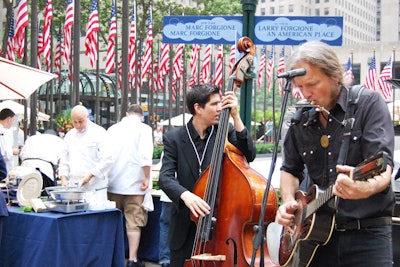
[2,0,242,62]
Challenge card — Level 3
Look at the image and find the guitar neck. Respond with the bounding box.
[305,185,334,219]
[304,151,388,219]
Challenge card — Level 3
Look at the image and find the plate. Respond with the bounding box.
[17,171,43,206]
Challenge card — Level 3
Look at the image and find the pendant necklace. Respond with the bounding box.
[186,124,214,175]
[320,135,329,148]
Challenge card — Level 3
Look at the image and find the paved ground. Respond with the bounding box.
[143,261,160,267]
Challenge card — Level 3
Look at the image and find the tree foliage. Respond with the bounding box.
[2,0,243,57]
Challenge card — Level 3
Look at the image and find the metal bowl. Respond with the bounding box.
[45,186,78,195]
[50,190,86,201]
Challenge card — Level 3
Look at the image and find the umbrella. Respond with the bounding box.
[0,100,50,121]
[0,57,57,100]
[160,113,192,126]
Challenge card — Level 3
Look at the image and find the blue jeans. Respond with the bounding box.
[159,201,172,265]
[310,225,393,267]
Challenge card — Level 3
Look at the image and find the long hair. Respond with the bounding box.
[288,41,349,87]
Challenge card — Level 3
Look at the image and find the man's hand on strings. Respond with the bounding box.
[181,191,211,218]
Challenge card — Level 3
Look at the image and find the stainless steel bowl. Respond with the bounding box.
[45,186,77,195]
[50,190,86,201]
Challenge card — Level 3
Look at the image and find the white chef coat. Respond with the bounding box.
[59,121,112,190]
[20,134,65,181]
[107,115,153,195]
[0,125,14,173]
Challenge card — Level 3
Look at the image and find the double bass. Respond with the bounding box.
[185,37,279,267]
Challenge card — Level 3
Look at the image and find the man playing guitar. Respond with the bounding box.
[276,41,394,267]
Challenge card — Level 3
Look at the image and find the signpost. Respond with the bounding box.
[162,14,343,129]
[162,16,343,46]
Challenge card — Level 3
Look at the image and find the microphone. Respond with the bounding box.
[277,68,306,79]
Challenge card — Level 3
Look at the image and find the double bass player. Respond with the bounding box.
[158,83,256,267]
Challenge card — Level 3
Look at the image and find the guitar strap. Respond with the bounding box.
[337,85,364,165]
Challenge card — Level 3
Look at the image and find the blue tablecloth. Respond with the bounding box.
[0,207,125,267]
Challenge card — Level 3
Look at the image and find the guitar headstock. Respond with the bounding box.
[351,151,388,181]
[229,37,255,90]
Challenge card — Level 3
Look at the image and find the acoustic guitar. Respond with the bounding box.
[271,151,388,267]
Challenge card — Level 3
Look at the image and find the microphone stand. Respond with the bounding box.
[250,77,294,266]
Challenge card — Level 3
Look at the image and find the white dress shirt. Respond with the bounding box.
[107,115,153,195]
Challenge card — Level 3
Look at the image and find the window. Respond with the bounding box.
[289,4,294,12]
[270,7,275,14]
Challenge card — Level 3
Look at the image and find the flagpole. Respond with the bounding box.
[95,4,100,125]
[121,0,129,116]
[30,0,38,135]
[113,0,118,123]
[196,45,200,85]
[72,0,80,106]
[49,21,54,129]
[253,78,257,141]
[168,45,173,129]
[393,48,396,127]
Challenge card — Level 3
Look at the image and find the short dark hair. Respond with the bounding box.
[127,104,143,116]
[186,84,220,115]
[0,108,15,120]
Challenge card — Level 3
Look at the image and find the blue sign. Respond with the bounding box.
[162,16,343,46]
[254,16,343,46]
[163,16,242,44]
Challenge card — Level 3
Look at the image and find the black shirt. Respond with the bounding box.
[281,86,395,220]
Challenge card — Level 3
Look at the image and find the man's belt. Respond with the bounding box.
[335,217,392,231]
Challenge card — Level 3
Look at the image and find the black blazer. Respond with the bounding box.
[158,120,255,250]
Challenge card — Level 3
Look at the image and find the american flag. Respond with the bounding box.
[364,54,376,90]
[152,57,159,93]
[172,44,184,87]
[266,46,275,92]
[85,0,100,69]
[141,6,153,80]
[158,43,170,91]
[105,1,117,74]
[229,44,236,73]
[6,10,15,61]
[172,44,184,103]
[257,46,266,88]
[214,44,223,87]
[54,26,63,83]
[128,5,136,79]
[201,44,212,84]
[277,47,285,94]
[343,55,354,83]
[13,0,28,59]
[292,85,304,99]
[135,56,142,91]
[43,0,53,71]
[37,27,43,69]
[189,44,200,88]
[117,55,122,89]
[63,0,74,65]
[378,54,393,99]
